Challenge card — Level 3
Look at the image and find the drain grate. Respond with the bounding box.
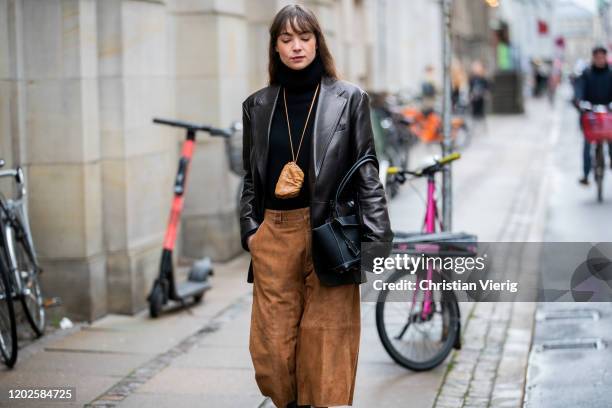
[536,338,606,352]
[536,309,600,321]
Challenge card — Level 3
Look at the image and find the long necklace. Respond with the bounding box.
[273,82,320,199]
[283,82,320,164]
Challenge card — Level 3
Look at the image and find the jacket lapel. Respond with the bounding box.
[311,76,347,179]
[254,84,280,183]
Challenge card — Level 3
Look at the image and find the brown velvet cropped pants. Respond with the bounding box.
[248,207,361,407]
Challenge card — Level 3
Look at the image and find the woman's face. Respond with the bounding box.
[275,21,317,70]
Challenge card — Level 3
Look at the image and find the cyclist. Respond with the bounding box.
[574,45,612,185]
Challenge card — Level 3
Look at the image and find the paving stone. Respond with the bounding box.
[439,388,467,398]
[491,388,523,400]
[444,383,470,395]
[490,397,523,408]
[435,395,465,406]
[469,380,494,393]
[447,370,473,381]
[465,396,489,405]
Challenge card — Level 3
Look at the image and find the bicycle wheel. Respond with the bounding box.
[375,268,460,371]
[594,143,604,203]
[15,229,45,337]
[0,253,18,367]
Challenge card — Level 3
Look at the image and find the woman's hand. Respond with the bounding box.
[247,234,255,251]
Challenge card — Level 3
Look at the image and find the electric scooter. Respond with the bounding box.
[147,117,231,318]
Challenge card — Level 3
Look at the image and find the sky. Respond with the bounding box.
[573,0,596,13]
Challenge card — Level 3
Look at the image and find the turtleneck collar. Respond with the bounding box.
[275,53,324,92]
[592,63,609,73]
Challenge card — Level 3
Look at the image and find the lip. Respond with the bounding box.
[290,56,305,61]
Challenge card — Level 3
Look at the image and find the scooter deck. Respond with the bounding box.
[174,280,212,299]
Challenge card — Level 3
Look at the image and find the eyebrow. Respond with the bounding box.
[280,30,312,36]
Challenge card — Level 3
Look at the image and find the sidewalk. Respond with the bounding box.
[0,255,254,407]
[523,87,612,408]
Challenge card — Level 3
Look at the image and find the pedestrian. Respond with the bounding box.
[468,60,489,137]
[421,64,438,114]
[574,45,612,186]
[239,4,393,408]
[451,58,467,113]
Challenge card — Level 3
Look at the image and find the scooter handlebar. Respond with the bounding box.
[208,128,231,138]
[153,117,230,138]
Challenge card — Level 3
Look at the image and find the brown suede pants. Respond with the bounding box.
[249,207,361,407]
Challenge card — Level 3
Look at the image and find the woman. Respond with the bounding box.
[240,5,392,407]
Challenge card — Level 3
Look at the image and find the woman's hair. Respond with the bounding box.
[268,4,338,84]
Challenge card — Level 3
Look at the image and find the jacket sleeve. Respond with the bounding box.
[239,99,260,252]
[351,91,394,243]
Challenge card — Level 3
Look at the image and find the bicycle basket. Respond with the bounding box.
[581,112,612,143]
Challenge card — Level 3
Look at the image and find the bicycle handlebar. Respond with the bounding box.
[152,118,231,137]
[387,152,461,178]
[437,152,461,166]
[0,166,26,200]
[0,169,19,179]
[578,101,612,113]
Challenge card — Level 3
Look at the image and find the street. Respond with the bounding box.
[2,85,610,408]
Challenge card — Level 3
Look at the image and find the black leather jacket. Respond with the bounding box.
[240,75,393,286]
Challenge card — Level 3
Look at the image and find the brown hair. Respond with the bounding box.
[268,4,338,84]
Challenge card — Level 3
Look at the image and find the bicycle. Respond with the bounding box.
[371,102,416,199]
[579,101,612,202]
[0,159,46,367]
[375,152,477,371]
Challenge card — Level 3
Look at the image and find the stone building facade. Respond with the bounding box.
[1,0,488,321]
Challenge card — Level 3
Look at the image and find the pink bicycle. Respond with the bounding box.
[375,152,477,371]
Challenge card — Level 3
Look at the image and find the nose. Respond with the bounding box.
[291,39,302,52]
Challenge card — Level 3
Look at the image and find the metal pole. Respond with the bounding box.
[441,0,453,232]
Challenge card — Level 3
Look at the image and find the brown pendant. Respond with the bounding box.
[274,161,304,199]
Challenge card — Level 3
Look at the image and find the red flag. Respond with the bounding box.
[538,20,548,35]
[555,36,565,48]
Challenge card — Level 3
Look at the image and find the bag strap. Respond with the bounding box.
[332,154,379,216]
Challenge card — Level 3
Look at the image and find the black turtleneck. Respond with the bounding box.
[265,54,324,210]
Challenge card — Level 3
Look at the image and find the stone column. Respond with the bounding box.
[15,0,105,321]
[0,0,20,178]
[97,0,175,314]
[167,0,248,262]
[245,0,277,91]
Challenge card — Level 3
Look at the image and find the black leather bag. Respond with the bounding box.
[312,154,378,274]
